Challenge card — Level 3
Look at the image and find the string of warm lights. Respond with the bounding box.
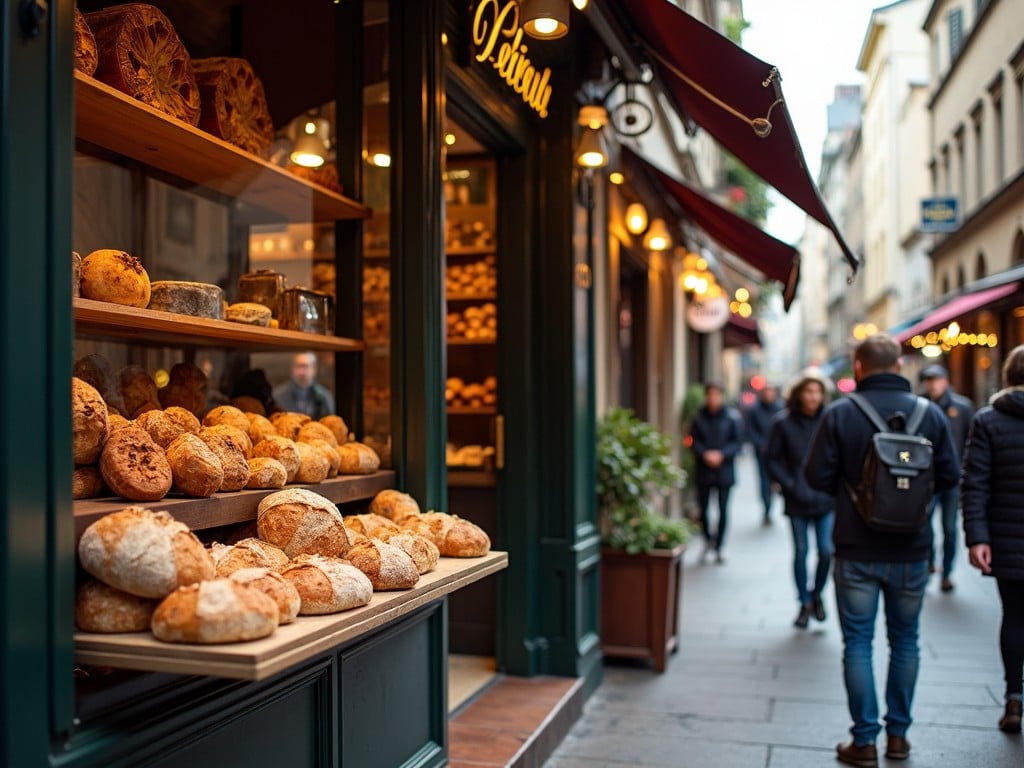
[908,320,998,354]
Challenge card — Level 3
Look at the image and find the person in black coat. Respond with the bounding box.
[746,384,783,525]
[961,344,1024,733]
[765,370,835,628]
[689,381,743,564]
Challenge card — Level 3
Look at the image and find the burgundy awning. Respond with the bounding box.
[614,0,858,275]
[723,314,760,348]
[627,149,801,309]
[895,282,1020,343]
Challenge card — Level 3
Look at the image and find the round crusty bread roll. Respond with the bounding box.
[273,412,307,441]
[118,364,159,419]
[210,538,289,576]
[196,430,250,492]
[345,538,419,590]
[224,302,272,326]
[229,567,301,624]
[158,362,207,415]
[134,408,187,448]
[200,424,253,458]
[230,395,265,415]
[343,513,399,539]
[256,488,350,558]
[73,465,107,500]
[281,554,373,614]
[252,436,301,483]
[107,413,132,432]
[78,507,215,598]
[246,412,278,444]
[319,414,349,445]
[400,512,491,557]
[337,442,380,475]
[99,426,173,501]
[80,249,151,308]
[369,489,421,523]
[271,410,311,427]
[163,406,201,434]
[74,353,127,416]
[202,405,250,434]
[297,421,337,447]
[379,531,440,575]
[151,579,279,643]
[165,433,224,497]
[293,441,330,484]
[75,578,157,633]
[307,439,341,478]
[72,377,109,465]
[245,456,288,490]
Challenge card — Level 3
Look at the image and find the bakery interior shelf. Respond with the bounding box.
[447,337,497,346]
[448,471,498,487]
[446,292,497,302]
[365,248,390,260]
[75,72,370,224]
[74,298,364,353]
[446,246,496,257]
[73,471,397,539]
[74,551,508,681]
[447,407,497,415]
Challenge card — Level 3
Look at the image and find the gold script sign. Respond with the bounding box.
[472,0,553,118]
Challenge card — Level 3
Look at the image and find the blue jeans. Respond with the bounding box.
[929,488,960,578]
[697,483,731,551]
[790,513,834,605]
[754,450,773,514]
[834,559,929,744]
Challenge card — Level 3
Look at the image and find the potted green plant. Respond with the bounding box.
[597,407,695,672]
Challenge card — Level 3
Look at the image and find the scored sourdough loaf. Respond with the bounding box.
[199,424,253,458]
[209,538,289,576]
[78,507,215,598]
[379,531,440,575]
[343,513,400,539]
[281,554,373,614]
[400,512,491,557]
[72,376,109,465]
[75,578,157,633]
[99,425,173,501]
[228,567,301,624]
[337,442,380,475]
[256,488,350,558]
[151,579,279,643]
[345,538,419,590]
[368,489,421,523]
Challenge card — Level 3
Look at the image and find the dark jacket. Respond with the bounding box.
[765,407,834,518]
[804,372,958,562]
[689,405,743,488]
[929,387,974,461]
[961,387,1024,580]
[272,380,336,420]
[745,397,783,451]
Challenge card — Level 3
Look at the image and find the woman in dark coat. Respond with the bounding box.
[765,369,836,628]
[962,344,1024,733]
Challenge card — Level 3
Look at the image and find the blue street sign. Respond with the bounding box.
[921,197,959,233]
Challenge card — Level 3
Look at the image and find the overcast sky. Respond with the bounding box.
[740,0,885,243]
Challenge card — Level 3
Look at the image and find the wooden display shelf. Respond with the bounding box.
[447,407,497,415]
[446,246,496,257]
[365,248,390,260]
[447,337,497,345]
[448,471,497,487]
[75,72,370,224]
[74,298,363,352]
[74,471,396,538]
[446,292,496,302]
[74,551,507,681]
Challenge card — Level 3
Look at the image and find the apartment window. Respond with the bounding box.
[976,252,987,279]
[994,94,1005,182]
[957,264,966,289]
[932,32,941,78]
[955,127,966,206]
[1015,229,1024,265]
[941,273,951,294]
[929,158,938,195]
[948,8,964,61]
[941,144,951,194]
[973,106,984,202]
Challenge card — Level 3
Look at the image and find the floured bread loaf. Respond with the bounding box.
[307,439,341,478]
[257,488,349,558]
[343,513,399,539]
[245,456,287,489]
[369,489,421,523]
[78,507,215,598]
[163,405,201,434]
[228,567,301,624]
[99,426,172,501]
[72,376,109,465]
[230,395,265,415]
[149,280,224,319]
[345,538,419,590]
[74,353,127,416]
[246,413,278,444]
[319,414,349,444]
[281,554,373,614]
[225,302,272,326]
[203,405,250,433]
[165,433,223,497]
[297,421,337,447]
[151,579,279,643]
[400,512,491,557]
[200,424,252,458]
[75,578,156,633]
[118,364,159,419]
[107,413,132,432]
[196,429,250,492]
[337,442,380,475]
[73,465,107,500]
[272,412,307,441]
[293,441,330,484]
[210,538,288,576]
[253,436,301,483]
[134,408,187,448]
[379,531,439,574]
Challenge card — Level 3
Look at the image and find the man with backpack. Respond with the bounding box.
[805,334,958,768]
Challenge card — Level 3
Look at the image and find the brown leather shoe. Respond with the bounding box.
[836,741,878,767]
[999,700,1023,733]
[885,735,910,760]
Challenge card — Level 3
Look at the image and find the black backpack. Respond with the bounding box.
[844,394,935,533]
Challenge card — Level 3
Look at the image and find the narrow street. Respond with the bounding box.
[548,451,1024,767]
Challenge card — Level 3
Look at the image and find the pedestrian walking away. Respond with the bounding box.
[689,381,743,565]
[805,334,958,767]
[961,344,1024,734]
[919,363,974,592]
[765,368,835,629]
[745,382,782,525]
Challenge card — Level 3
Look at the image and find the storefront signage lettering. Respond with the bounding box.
[686,296,730,333]
[472,0,553,118]
[920,196,959,233]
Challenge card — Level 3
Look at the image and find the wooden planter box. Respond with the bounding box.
[600,544,685,673]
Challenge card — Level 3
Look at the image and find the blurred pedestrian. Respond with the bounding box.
[746,383,783,525]
[765,370,835,629]
[273,352,335,419]
[961,344,1024,733]
[918,363,974,592]
[805,334,958,766]
[689,382,743,564]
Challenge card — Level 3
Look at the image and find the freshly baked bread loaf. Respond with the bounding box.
[200,424,252,458]
[281,554,373,614]
[307,439,341,478]
[163,405,201,434]
[149,281,224,319]
[72,250,83,298]
[319,414,349,444]
[257,488,349,558]
[134,408,186,448]
[151,579,279,643]
[74,353,127,416]
[192,57,274,157]
[272,412,307,441]
[80,249,151,308]
[379,531,440,574]
[343,513,400,539]
[345,538,419,590]
[253,436,301,483]
[73,465,107,499]
[99,426,172,501]
[400,512,491,557]
[165,433,223,497]
[78,507,215,598]
[74,8,98,76]
[202,405,250,434]
[297,421,337,447]
[230,395,265,416]
[75,578,156,633]
[118,364,159,419]
[336,442,380,475]
[293,441,330,484]
[225,302,272,326]
[210,537,288,576]
[72,376,109,465]
[196,429,250,492]
[158,362,207,415]
[368,489,421,523]
[107,413,132,432]
[245,456,288,489]
[228,567,301,624]
[246,413,278,444]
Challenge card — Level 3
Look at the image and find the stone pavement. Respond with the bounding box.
[546,451,1024,768]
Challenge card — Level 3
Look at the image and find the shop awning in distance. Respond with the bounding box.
[626,149,801,310]
[895,282,1020,343]
[723,314,760,348]
[617,0,859,276]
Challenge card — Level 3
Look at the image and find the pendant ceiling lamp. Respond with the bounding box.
[625,203,648,235]
[643,218,672,251]
[290,117,331,168]
[521,0,569,39]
